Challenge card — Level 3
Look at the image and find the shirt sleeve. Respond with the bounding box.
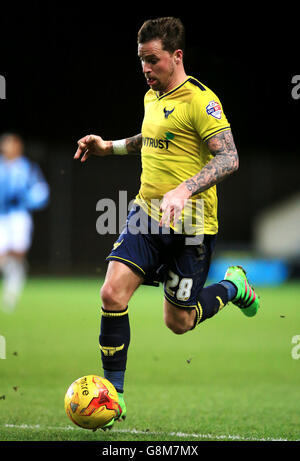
[24,163,50,211]
[190,88,231,142]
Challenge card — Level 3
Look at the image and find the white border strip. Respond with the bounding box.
[2,424,297,442]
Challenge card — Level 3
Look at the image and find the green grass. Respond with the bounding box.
[0,277,300,441]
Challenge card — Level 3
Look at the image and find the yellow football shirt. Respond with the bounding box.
[136,76,231,235]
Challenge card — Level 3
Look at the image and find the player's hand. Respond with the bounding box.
[74,134,112,162]
[159,184,191,228]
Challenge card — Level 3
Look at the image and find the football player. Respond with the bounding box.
[0,133,49,312]
[74,17,260,429]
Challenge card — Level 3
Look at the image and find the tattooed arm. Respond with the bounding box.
[184,129,239,196]
[74,133,142,162]
[125,133,142,155]
[159,129,239,226]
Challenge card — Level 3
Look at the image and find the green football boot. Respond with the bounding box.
[101,392,127,431]
[223,265,260,317]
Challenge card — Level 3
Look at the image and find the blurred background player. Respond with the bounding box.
[0,133,49,313]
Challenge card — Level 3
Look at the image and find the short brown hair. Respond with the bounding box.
[137,17,185,54]
[0,133,23,145]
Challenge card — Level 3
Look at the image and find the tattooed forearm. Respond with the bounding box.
[125,133,142,155]
[184,130,239,196]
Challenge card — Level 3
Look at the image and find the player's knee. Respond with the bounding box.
[100,282,124,311]
[164,316,193,335]
[167,323,188,335]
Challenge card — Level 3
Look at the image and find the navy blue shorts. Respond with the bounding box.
[106,206,217,309]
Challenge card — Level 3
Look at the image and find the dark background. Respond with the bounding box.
[1,4,299,275]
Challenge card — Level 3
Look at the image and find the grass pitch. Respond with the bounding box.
[0,277,300,442]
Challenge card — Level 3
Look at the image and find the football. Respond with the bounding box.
[64,375,119,430]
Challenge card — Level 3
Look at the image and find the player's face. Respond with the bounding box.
[1,136,23,160]
[138,39,179,93]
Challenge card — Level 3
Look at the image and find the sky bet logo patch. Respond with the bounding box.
[206,100,222,119]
